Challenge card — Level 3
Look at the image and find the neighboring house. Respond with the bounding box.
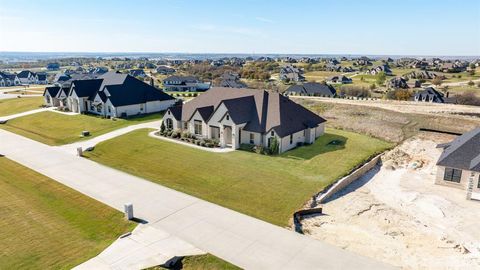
[47,63,60,70]
[388,77,409,89]
[156,66,175,75]
[280,65,305,82]
[219,72,247,88]
[17,70,40,84]
[436,127,480,201]
[162,87,326,153]
[368,64,392,76]
[285,82,336,97]
[414,87,444,103]
[163,75,211,92]
[129,69,146,78]
[0,72,20,86]
[35,73,48,84]
[47,72,175,117]
[327,75,352,84]
[43,86,62,107]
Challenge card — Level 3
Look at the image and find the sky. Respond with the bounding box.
[0,0,479,56]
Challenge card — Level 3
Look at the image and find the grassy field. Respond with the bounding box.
[0,157,134,269]
[84,128,392,226]
[304,71,342,82]
[0,96,43,116]
[1,111,162,145]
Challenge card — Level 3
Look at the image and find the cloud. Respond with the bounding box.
[255,17,274,23]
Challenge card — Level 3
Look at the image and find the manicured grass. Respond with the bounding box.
[179,254,241,270]
[0,96,43,116]
[0,157,134,269]
[84,128,392,226]
[1,111,162,145]
[152,254,241,270]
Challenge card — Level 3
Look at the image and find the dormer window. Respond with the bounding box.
[271,131,274,136]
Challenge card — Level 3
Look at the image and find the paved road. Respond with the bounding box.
[0,129,395,269]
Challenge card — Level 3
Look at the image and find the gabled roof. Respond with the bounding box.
[43,86,60,97]
[70,79,103,98]
[437,127,480,172]
[415,87,444,103]
[168,105,183,120]
[180,87,326,137]
[36,73,47,80]
[193,106,214,121]
[17,70,34,78]
[286,83,336,96]
[102,75,174,107]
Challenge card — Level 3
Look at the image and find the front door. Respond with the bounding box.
[224,126,232,146]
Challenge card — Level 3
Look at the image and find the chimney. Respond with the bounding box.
[150,77,154,87]
[446,91,449,98]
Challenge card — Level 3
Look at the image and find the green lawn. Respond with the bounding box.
[0,96,43,116]
[0,156,134,270]
[152,254,241,270]
[1,111,162,145]
[84,128,392,226]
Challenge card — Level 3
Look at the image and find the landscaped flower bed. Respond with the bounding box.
[156,128,220,148]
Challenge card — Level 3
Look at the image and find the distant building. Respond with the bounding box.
[279,65,305,82]
[163,75,211,92]
[46,63,60,70]
[156,66,176,75]
[0,71,20,86]
[219,72,247,88]
[388,77,409,89]
[17,70,37,84]
[327,75,352,84]
[368,64,392,76]
[285,82,336,97]
[414,87,444,103]
[129,69,146,78]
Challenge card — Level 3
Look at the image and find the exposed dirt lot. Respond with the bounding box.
[301,134,480,269]
[295,97,480,143]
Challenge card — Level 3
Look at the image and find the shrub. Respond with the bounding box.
[253,145,265,154]
[468,80,475,86]
[166,130,173,137]
[268,137,279,155]
[171,131,181,138]
[160,122,166,134]
[455,92,480,106]
[239,143,255,152]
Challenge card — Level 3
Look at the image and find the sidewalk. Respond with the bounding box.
[0,129,395,270]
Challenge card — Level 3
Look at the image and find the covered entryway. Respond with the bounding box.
[224,126,232,147]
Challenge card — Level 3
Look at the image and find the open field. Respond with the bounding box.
[0,156,134,269]
[0,96,43,116]
[84,128,392,226]
[1,111,162,145]
[302,135,480,269]
[295,97,480,143]
[304,71,342,82]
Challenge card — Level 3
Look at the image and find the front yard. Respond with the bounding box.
[0,96,43,116]
[0,156,134,269]
[84,128,392,226]
[1,111,162,145]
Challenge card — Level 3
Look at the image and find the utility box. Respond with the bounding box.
[76,147,83,157]
[124,203,134,220]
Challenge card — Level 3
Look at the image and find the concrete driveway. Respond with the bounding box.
[0,129,395,269]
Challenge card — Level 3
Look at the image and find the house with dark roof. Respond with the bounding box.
[44,72,175,117]
[436,127,480,200]
[368,64,392,76]
[326,75,352,84]
[285,83,336,97]
[414,87,444,103]
[162,87,326,153]
[17,70,37,84]
[219,72,247,88]
[47,63,60,70]
[0,71,20,86]
[35,73,48,84]
[129,69,146,78]
[43,86,62,107]
[156,66,176,75]
[279,65,305,82]
[163,75,211,92]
